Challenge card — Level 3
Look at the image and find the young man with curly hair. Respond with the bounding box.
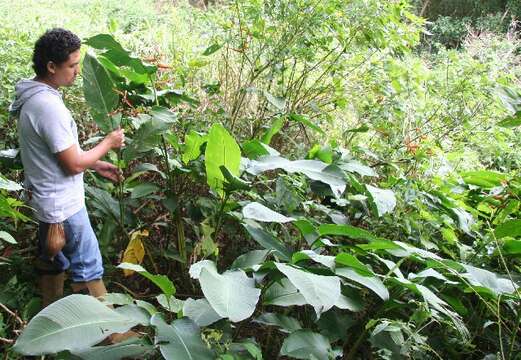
[10,28,125,307]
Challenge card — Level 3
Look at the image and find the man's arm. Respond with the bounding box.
[56,128,124,175]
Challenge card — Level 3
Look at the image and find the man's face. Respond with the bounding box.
[50,49,81,87]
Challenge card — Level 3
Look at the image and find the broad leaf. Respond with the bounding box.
[205,123,241,196]
[245,155,346,198]
[0,230,17,244]
[182,130,207,164]
[263,278,307,307]
[242,202,295,223]
[190,260,261,322]
[231,249,271,270]
[82,52,119,133]
[335,268,389,301]
[366,185,396,217]
[495,219,521,239]
[121,230,147,276]
[118,263,175,297]
[242,220,292,261]
[183,298,223,327]
[460,170,507,189]
[151,314,213,360]
[279,330,332,360]
[13,295,137,355]
[275,263,341,316]
[71,338,154,360]
[253,312,302,333]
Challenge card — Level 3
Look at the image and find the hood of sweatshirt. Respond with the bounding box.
[9,79,60,115]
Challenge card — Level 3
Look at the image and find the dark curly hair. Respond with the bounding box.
[32,28,81,77]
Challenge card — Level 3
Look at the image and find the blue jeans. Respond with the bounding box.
[36,207,104,282]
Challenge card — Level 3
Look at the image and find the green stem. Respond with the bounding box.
[214,192,230,240]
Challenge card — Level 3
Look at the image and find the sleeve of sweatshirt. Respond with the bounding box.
[36,96,76,154]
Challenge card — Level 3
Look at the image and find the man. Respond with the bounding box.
[10,28,124,306]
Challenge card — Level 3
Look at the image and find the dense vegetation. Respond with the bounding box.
[0,0,520,359]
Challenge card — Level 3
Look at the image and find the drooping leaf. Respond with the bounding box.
[503,239,521,255]
[318,224,380,242]
[462,264,518,296]
[114,304,151,326]
[189,260,261,322]
[82,52,119,133]
[0,176,22,191]
[202,43,222,56]
[118,263,175,297]
[121,230,147,276]
[183,298,223,327]
[263,278,307,307]
[13,295,137,355]
[242,220,292,261]
[156,294,184,313]
[339,161,377,177]
[279,330,332,360]
[71,338,154,360]
[275,263,340,317]
[182,131,207,164]
[151,315,213,360]
[231,249,271,270]
[366,185,396,217]
[460,170,507,189]
[205,124,241,196]
[293,219,319,246]
[221,165,251,192]
[242,202,295,223]
[335,267,389,301]
[288,114,324,134]
[261,117,285,145]
[253,312,302,333]
[245,156,346,197]
[495,219,521,239]
[0,231,17,244]
[130,183,159,199]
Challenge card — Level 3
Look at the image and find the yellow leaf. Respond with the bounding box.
[122,229,148,276]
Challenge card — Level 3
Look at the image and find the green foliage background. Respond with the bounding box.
[0,0,520,359]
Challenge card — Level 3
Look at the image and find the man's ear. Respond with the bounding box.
[46,61,56,75]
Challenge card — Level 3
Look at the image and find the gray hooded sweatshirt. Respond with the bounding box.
[11,79,84,223]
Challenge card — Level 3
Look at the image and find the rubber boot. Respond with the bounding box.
[39,272,65,308]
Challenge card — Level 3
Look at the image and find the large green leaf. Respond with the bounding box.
[13,295,137,355]
[254,312,302,333]
[189,260,261,322]
[82,52,119,133]
[335,268,389,301]
[279,330,332,360]
[0,230,17,244]
[242,202,295,223]
[182,130,207,164]
[151,314,213,360]
[242,220,292,261]
[263,278,307,307]
[71,338,154,360]
[205,123,241,196]
[85,34,156,79]
[245,156,346,198]
[503,239,521,255]
[495,219,521,239]
[462,264,518,296]
[0,176,22,191]
[460,170,507,189]
[318,224,381,243]
[275,263,340,316]
[231,249,271,270]
[366,185,396,217]
[182,298,222,327]
[117,263,175,297]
